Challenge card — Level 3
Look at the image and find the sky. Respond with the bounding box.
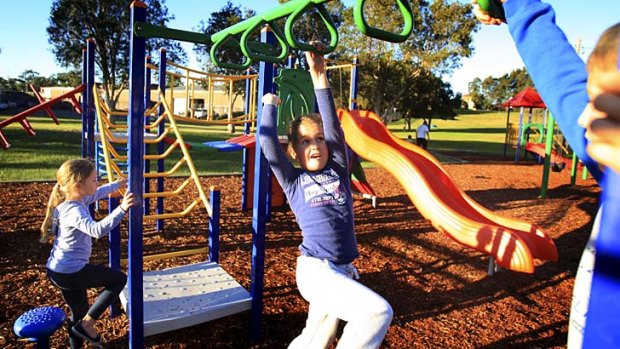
[0,0,619,95]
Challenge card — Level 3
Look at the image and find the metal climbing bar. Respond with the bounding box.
[134,21,210,44]
[134,0,413,70]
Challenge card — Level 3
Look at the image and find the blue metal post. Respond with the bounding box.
[209,186,221,263]
[241,68,252,210]
[81,48,87,158]
[127,2,146,347]
[108,194,122,318]
[86,39,96,160]
[249,26,273,342]
[157,48,167,231]
[350,56,359,110]
[144,56,151,216]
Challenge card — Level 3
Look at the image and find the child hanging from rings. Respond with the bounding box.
[40,158,135,348]
[258,44,393,348]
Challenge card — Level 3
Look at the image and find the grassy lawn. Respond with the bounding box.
[0,110,511,182]
[388,110,510,156]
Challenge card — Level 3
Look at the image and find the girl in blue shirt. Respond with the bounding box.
[259,47,393,348]
[41,158,135,348]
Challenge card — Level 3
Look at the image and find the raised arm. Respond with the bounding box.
[258,94,297,187]
[305,46,348,170]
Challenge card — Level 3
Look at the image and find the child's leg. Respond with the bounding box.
[293,256,393,349]
[568,209,601,349]
[288,302,340,349]
[77,264,127,320]
[47,270,88,348]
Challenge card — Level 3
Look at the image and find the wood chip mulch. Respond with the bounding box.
[0,154,600,348]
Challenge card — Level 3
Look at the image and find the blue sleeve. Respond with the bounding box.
[87,181,121,204]
[258,103,296,188]
[315,88,348,171]
[66,204,126,239]
[504,0,602,182]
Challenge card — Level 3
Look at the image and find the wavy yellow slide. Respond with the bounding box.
[339,109,558,273]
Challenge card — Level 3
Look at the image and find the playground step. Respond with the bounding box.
[119,261,251,337]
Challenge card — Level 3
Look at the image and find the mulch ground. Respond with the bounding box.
[0,153,600,348]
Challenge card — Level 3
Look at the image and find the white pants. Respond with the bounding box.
[567,208,602,349]
[288,256,393,349]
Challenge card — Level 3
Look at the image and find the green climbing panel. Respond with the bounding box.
[274,69,315,135]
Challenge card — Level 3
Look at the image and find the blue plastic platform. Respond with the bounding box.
[14,306,66,342]
[202,141,244,152]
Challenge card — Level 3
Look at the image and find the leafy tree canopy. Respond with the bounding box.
[47,0,187,106]
[467,68,533,110]
[334,0,478,127]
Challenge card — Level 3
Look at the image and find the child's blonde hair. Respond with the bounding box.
[40,158,96,242]
[587,22,620,72]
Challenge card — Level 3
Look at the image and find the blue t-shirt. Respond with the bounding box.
[258,88,359,265]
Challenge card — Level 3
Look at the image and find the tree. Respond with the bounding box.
[193,1,254,74]
[47,0,187,109]
[50,71,83,87]
[18,70,53,90]
[467,68,533,110]
[335,0,477,121]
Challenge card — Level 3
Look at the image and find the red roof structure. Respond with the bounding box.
[503,87,546,108]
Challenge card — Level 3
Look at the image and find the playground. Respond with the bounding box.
[0,0,613,347]
[0,154,599,348]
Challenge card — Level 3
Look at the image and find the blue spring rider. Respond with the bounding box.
[14,306,66,349]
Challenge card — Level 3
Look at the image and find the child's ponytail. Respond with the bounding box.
[40,158,95,243]
[40,183,64,243]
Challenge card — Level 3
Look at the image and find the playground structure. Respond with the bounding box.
[144,58,258,133]
[2,1,620,345]
[87,0,418,347]
[85,1,563,345]
[0,84,83,149]
[503,87,587,198]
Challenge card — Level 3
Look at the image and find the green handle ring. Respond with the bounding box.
[240,19,289,64]
[284,3,338,54]
[210,34,252,70]
[210,0,330,43]
[353,0,413,43]
[477,0,506,22]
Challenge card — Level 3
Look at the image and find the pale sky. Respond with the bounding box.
[0,0,618,95]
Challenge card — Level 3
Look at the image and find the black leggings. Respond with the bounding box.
[47,264,126,348]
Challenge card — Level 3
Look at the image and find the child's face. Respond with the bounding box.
[579,69,620,173]
[291,119,328,172]
[77,170,98,197]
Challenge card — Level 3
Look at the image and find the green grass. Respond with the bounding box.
[0,110,512,182]
[0,113,244,181]
[388,110,510,156]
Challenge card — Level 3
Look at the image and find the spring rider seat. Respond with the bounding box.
[14,306,66,349]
